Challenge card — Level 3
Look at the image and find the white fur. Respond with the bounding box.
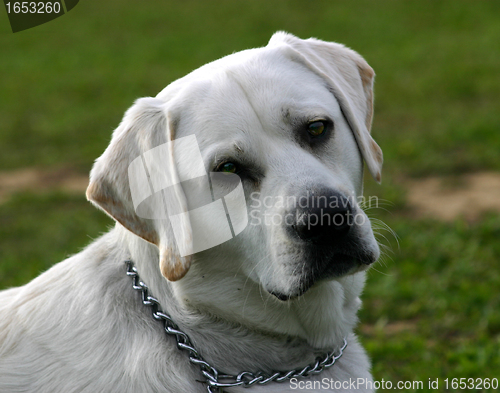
[0,32,382,392]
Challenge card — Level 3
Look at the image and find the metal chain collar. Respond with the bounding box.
[125,260,348,392]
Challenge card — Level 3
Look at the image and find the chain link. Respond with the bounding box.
[125,260,347,392]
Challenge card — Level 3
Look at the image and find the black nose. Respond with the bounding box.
[291,190,352,244]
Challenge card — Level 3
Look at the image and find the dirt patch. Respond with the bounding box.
[0,167,89,204]
[360,319,418,337]
[405,172,500,221]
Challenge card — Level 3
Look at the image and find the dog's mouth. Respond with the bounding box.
[268,251,376,301]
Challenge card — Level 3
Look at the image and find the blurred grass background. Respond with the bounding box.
[0,0,499,390]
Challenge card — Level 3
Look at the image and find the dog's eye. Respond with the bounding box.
[307,121,327,137]
[217,162,238,174]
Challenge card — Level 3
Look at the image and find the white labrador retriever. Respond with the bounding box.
[0,32,383,392]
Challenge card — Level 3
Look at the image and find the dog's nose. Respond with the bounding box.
[291,190,352,244]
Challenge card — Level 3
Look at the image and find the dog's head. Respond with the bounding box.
[87,32,382,300]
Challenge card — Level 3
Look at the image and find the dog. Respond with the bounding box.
[0,32,383,392]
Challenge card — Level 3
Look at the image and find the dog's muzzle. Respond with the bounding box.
[289,189,353,244]
[269,188,376,300]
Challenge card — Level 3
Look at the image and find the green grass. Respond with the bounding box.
[359,214,500,387]
[0,192,112,288]
[1,0,499,390]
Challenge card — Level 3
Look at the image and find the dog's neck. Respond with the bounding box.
[116,224,364,372]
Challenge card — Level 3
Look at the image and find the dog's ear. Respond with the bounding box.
[86,97,193,281]
[269,32,383,183]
